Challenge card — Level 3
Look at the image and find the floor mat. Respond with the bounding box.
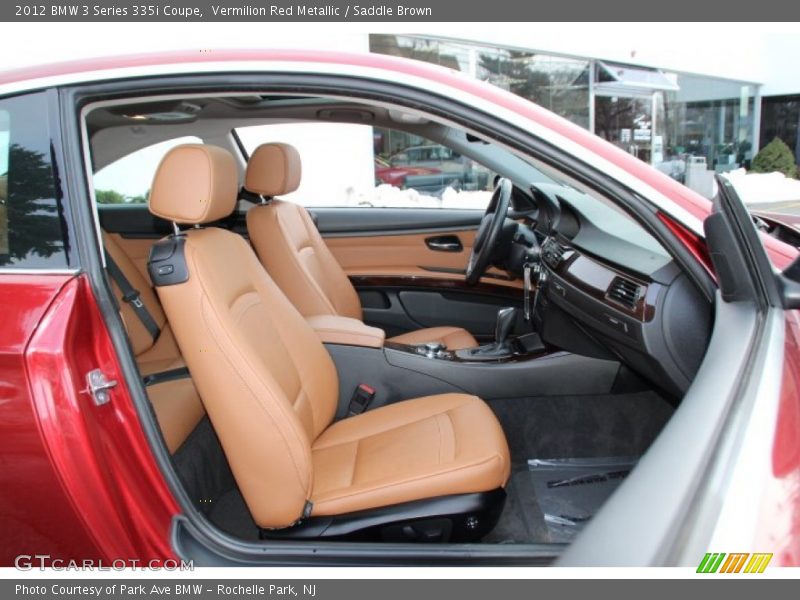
[209,488,259,540]
[488,391,674,463]
[485,391,671,544]
[482,467,549,544]
[528,456,636,543]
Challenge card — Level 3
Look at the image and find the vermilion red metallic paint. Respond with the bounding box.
[0,274,102,564]
[768,312,800,565]
[1,274,179,566]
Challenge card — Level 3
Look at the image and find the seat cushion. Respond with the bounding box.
[388,326,477,350]
[310,393,510,516]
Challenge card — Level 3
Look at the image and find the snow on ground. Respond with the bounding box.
[352,184,492,209]
[723,168,800,206]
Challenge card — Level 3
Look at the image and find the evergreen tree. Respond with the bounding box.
[751,137,797,178]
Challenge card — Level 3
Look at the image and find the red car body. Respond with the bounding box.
[0,49,798,567]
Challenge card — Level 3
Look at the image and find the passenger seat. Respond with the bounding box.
[102,230,205,453]
[243,143,479,351]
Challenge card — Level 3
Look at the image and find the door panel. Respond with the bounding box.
[314,206,524,337]
[351,275,526,341]
[397,290,519,337]
[325,230,477,275]
[313,207,483,276]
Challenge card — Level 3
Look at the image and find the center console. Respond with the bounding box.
[391,307,546,363]
[322,306,622,419]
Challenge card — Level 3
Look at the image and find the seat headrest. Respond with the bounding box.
[244,143,301,197]
[149,144,238,225]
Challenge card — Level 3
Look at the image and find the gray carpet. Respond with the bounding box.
[483,391,673,544]
[210,489,260,540]
[488,391,674,466]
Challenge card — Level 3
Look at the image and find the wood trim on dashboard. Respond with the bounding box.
[555,250,660,322]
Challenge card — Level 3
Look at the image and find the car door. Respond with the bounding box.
[309,206,524,340]
[0,89,178,566]
[560,176,800,566]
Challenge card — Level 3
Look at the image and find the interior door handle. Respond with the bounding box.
[426,235,463,252]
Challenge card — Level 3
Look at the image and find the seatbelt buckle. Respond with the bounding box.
[347,384,376,417]
[123,290,144,308]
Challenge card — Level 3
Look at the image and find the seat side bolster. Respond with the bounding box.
[247,203,339,318]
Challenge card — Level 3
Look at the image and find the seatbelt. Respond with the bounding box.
[105,251,161,343]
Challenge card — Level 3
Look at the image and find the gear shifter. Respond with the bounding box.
[494,307,518,345]
[457,307,519,360]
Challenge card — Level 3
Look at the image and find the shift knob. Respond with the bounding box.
[495,307,518,345]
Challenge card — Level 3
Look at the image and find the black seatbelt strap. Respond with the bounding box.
[105,251,161,343]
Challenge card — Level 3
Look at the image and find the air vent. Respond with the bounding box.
[607,276,642,310]
[542,238,570,268]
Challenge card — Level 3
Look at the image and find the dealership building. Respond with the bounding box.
[370,32,798,197]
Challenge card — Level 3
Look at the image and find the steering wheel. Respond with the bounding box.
[465,177,513,285]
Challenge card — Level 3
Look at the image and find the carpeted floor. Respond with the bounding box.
[483,391,674,543]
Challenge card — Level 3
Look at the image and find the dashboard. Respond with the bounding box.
[511,188,713,398]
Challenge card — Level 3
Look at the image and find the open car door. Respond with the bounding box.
[559,176,800,566]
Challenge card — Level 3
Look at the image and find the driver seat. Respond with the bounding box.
[244,143,478,350]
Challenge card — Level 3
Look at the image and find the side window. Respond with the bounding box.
[0,93,70,270]
[235,123,495,209]
[93,136,201,204]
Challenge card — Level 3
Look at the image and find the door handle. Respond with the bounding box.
[426,235,463,252]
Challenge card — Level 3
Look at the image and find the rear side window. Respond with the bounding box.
[235,123,496,209]
[93,136,202,204]
[0,93,70,270]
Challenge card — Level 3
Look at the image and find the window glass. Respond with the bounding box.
[93,136,201,204]
[235,123,496,209]
[0,93,70,269]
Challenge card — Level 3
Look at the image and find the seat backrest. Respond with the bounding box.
[244,143,362,320]
[148,144,339,528]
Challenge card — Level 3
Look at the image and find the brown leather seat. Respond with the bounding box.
[103,230,205,453]
[243,143,478,351]
[146,144,510,531]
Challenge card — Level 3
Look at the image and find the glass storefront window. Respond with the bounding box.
[370,35,760,197]
[476,51,590,129]
[662,74,756,172]
[370,34,590,129]
[760,94,800,167]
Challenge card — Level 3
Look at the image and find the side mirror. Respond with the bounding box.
[780,254,800,309]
